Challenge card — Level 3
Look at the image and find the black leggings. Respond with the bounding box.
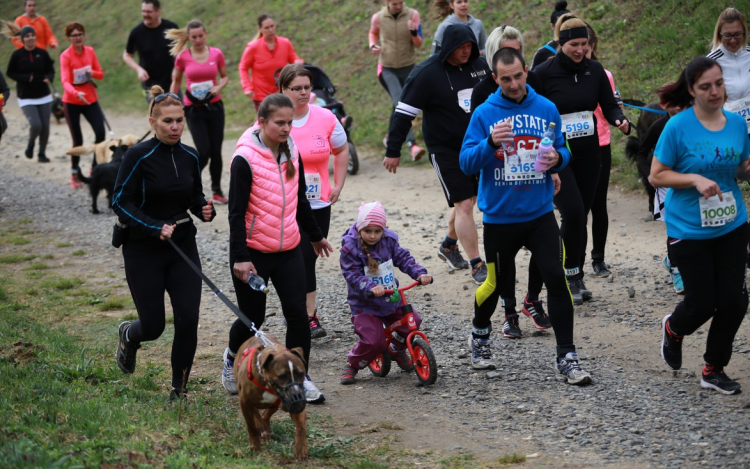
[299,206,331,294]
[123,236,202,390]
[554,151,602,276]
[667,223,749,368]
[185,101,225,194]
[228,246,311,370]
[474,212,576,356]
[63,102,105,169]
[590,144,611,263]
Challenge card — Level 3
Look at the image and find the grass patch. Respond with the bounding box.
[95,296,133,312]
[55,242,73,248]
[0,254,37,264]
[40,277,85,291]
[72,250,86,256]
[7,237,31,245]
[24,263,50,271]
[497,453,526,464]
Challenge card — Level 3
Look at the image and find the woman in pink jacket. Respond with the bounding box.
[59,22,105,188]
[278,64,349,339]
[220,93,333,404]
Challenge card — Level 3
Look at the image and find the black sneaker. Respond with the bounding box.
[579,277,592,301]
[309,314,327,339]
[116,321,140,374]
[169,388,188,402]
[568,277,583,305]
[437,243,469,270]
[592,261,611,278]
[502,314,522,338]
[38,154,50,163]
[660,315,682,370]
[471,261,488,285]
[701,366,742,395]
[521,297,552,329]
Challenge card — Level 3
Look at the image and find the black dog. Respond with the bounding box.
[51,94,64,123]
[76,144,126,214]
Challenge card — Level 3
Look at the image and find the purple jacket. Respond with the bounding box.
[340,223,428,316]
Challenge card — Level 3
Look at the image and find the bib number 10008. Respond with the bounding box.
[702,204,736,222]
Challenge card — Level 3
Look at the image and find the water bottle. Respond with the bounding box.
[247,272,270,294]
[535,122,556,172]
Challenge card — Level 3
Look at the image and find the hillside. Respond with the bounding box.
[1,0,748,146]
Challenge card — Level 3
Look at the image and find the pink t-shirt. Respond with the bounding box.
[594,69,616,147]
[174,47,225,106]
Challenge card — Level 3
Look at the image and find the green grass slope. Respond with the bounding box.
[1,0,748,147]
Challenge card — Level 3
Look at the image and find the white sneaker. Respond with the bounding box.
[221,347,238,395]
[556,352,592,385]
[468,334,496,370]
[304,375,325,403]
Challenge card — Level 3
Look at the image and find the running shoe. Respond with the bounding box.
[25,145,33,159]
[169,388,188,402]
[221,347,238,394]
[556,352,592,385]
[592,260,611,278]
[38,154,50,163]
[410,145,425,161]
[116,321,140,374]
[437,243,469,270]
[662,256,685,294]
[304,375,325,403]
[579,277,592,301]
[660,315,683,370]
[468,334,496,370]
[389,343,414,371]
[70,173,83,189]
[701,365,742,395]
[568,277,583,306]
[502,314,522,338]
[340,365,358,385]
[521,297,552,329]
[471,261,487,285]
[212,193,228,205]
[309,313,327,339]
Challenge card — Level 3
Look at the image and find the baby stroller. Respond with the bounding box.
[277,64,359,175]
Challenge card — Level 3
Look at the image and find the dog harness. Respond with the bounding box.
[241,346,281,407]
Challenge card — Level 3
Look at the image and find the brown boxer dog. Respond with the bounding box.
[234,334,308,460]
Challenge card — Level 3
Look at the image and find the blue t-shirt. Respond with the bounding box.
[655,107,750,240]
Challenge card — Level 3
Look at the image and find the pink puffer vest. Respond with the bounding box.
[233,127,301,252]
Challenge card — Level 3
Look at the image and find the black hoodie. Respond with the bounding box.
[385,24,489,158]
[6,47,54,100]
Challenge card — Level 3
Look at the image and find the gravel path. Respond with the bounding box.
[2,101,750,467]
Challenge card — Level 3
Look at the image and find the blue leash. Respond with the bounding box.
[623,102,667,115]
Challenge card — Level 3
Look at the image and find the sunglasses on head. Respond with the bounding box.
[150,93,181,115]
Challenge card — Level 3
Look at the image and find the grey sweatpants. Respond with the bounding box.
[21,102,52,156]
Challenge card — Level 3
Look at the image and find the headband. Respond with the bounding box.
[558,26,588,45]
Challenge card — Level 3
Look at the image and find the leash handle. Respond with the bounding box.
[622,102,668,115]
[165,237,267,340]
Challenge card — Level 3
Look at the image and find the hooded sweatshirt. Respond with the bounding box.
[340,223,427,317]
[386,23,489,158]
[431,14,487,56]
[459,85,570,224]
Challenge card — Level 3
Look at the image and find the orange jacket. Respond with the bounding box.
[60,45,104,105]
[12,15,58,50]
[238,36,301,102]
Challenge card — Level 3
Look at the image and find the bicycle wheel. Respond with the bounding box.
[411,337,437,386]
[368,352,391,377]
[347,141,359,175]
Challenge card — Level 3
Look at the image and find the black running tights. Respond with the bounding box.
[185,101,225,194]
[63,102,105,169]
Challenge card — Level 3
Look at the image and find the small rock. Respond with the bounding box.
[486,371,501,379]
[628,286,635,298]
[607,276,614,283]
[462,285,469,290]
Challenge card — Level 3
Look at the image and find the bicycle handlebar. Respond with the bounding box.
[364,277,433,299]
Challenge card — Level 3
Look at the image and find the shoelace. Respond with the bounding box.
[473,340,492,359]
[309,317,319,328]
[560,358,582,374]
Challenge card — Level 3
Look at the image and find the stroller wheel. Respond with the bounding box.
[347,141,359,175]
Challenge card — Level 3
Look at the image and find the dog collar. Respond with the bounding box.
[241,346,281,407]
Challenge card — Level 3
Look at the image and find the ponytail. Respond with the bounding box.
[657,56,721,109]
[166,19,205,57]
[1,20,20,39]
[432,0,452,20]
[360,238,380,274]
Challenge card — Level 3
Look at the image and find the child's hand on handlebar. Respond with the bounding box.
[370,286,385,297]
[418,274,432,285]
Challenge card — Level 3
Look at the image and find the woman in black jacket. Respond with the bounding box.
[6,25,54,162]
[112,85,216,401]
[534,14,629,304]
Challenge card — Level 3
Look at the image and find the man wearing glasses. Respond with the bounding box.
[709,7,750,133]
[123,0,179,104]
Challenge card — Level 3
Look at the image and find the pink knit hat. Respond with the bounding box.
[356,201,387,232]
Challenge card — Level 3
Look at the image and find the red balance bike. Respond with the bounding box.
[365,281,438,386]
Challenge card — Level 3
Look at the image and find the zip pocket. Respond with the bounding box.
[247,215,257,239]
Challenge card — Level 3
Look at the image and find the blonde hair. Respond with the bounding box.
[360,237,380,274]
[554,13,586,46]
[165,19,205,57]
[486,25,525,70]
[711,7,747,51]
[1,20,20,39]
[147,85,183,119]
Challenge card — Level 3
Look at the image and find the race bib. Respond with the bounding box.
[699,193,737,227]
[504,148,544,181]
[560,111,594,139]
[190,80,213,100]
[305,173,321,200]
[724,98,750,133]
[73,65,91,85]
[365,259,396,290]
[457,88,473,114]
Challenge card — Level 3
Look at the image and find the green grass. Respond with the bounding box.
[0,254,37,264]
[72,250,86,256]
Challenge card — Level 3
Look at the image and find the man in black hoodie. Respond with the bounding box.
[383,24,490,285]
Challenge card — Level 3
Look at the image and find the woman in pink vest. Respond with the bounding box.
[278,64,349,340]
[220,93,334,404]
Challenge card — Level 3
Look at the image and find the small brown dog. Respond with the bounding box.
[234,334,308,460]
[66,134,141,165]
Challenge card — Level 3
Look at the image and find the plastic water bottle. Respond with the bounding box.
[535,122,556,172]
[247,272,270,294]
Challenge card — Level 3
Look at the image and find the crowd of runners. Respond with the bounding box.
[1,0,749,399]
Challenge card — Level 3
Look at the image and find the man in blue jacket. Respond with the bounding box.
[459,47,591,385]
